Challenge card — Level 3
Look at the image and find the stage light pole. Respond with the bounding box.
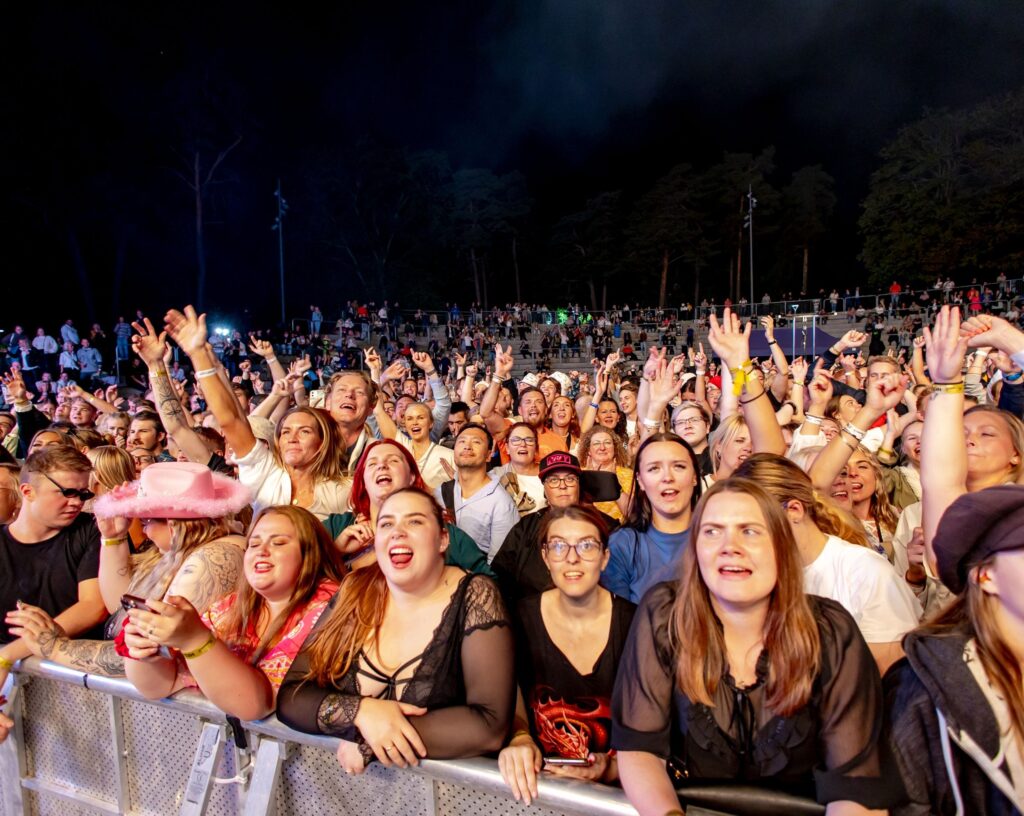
[745,184,757,311]
[272,180,289,325]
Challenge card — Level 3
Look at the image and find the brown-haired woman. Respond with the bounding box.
[277,488,514,774]
[164,304,350,520]
[499,505,635,805]
[114,506,345,720]
[548,394,581,452]
[846,446,900,560]
[577,425,633,521]
[612,478,900,814]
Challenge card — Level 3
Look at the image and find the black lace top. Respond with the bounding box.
[611,582,902,809]
[277,573,515,760]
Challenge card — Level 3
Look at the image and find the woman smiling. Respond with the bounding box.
[278,488,514,774]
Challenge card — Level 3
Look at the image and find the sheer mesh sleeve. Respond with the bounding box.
[411,576,515,758]
[811,597,902,807]
[611,582,677,757]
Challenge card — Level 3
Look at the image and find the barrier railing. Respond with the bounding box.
[1,659,644,816]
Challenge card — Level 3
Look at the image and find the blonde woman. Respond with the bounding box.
[577,426,632,521]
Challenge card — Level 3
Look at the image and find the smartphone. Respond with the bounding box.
[120,594,156,614]
[544,757,592,767]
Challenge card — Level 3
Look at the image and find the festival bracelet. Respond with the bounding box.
[102,537,128,548]
[182,634,217,660]
[0,655,13,671]
[931,381,965,394]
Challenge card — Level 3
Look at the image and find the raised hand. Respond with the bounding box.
[912,335,926,350]
[837,330,868,351]
[642,347,665,380]
[706,308,751,370]
[270,377,293,397]
[594,363,609,398]
[648,358,681,407]
[411,351,434,373]
[494,344,514,378]
[960,313,1024,354]
[790,356,809,385]
[693,343,708,371]
[239,359,252,374]
[453,351,467,368]
[759,314,776,341]
[292,354,312,375]
[2,370,27,403]
[381,360,406,385]
[131,318,168,367]
[248,336,275,358]
[164,306,209,356]
[923,305,968,384]
[807,369,833,411]
[864,372,909,417]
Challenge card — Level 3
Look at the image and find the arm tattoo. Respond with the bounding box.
[53,639,126,677]
[182,544,241,613]
[153,374,187,429]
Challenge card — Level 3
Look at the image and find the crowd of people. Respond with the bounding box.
[1,294,1023,816]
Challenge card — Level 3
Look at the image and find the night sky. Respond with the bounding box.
[5,1,1024,329]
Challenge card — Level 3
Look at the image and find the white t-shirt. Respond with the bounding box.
[395,435,454,490]
[235,441,351,521]
[803,535,921,643]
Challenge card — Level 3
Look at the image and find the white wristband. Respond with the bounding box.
[642,417,661,430]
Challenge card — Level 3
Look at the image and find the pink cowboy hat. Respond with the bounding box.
[94,462,252,520]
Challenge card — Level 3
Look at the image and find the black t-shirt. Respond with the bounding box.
[516,592,636,758]
[0,513,101,644]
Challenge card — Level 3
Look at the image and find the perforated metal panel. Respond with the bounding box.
[21,679,118,808]
[435,781,570,816]
[275,743,434,816]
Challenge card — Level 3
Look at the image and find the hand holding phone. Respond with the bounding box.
[543,756,592,767]
[120,594,156,614]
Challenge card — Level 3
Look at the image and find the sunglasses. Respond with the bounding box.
[42,473,95,502]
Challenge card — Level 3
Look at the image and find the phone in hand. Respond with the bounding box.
[120,594,156,614]
[543,757,592,767]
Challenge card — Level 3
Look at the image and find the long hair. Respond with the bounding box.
[851,448,900,534]
[596,398,629,438]
[965,404,1024,482]
[129,516,234,600]
[626,433,701,532]
[304,487,446,684]
[270,407,347,483]
[348,440,428,518]
[914,558,1024,744]
[89,446,136,492]
[577,426,629,469]
[708,414,748,479]
[547,395,581,446]
[217,505,346,663]
[735,453,870,548]
[669,478,821,716]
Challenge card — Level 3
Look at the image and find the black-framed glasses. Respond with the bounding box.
[543,537,603,561]
[543,474,579,488]
[42,473,94,502]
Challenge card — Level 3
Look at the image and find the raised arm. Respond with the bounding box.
[706,310,785,456]
[249,336,288,383]
[67,383,118,415]
[134,319,213,465]
[639,358,680,442]
[165,307,258,460]
[921,306,969,572]
[412,352,450,439]
[910,336,930,386]
[479,344,514,439]
[761,316,791,402]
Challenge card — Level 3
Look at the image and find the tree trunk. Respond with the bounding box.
[601,282,607,313]
[67,228,96,323]
[469,247,482,304]
[802,245,809,295]
[194,153,207,310]
[736,195,744,304]
[588,279,598,311]
[693,263,701,310]
[659,248,669,308]
[511,236,521,302]
[728,257,735,301]
[481,255,489,308]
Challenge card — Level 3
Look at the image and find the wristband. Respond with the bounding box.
[0,654,13,671]
[739,390,766,405]
[148,369,167,378]
[265,356,278,363]
[512,729,532,741]
[695,369,705,377]
[803,414,823,426]
[767,339,778,346]
[931,381,965,394]
[729,360,753,396]
[1004,371,1022,383]
[642,417,661,429]
[195,368,218,379]
[491,375,504,385]
[181,634,217,660]
[102,537,128,548]
[877,446,895,457]
[842,422,866,441]
[590,402,599,409]
[425,369,437,378]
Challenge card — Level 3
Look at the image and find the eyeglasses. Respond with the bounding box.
[673,417,705,427]
[132,454,157,465]
[543,474,579,488]
[508,436,537,446]
[42,473,94,502]
[544,537,603,561]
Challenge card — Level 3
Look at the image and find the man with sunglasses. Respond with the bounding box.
[0,447,107,690]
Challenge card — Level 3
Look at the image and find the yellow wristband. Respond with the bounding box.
[102,537,128,548]
[0,655,14,671]
[181,634,217,660]
[729,360,753,396]
[932,381,965,394]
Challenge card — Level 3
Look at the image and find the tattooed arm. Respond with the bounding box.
[164,538,244,615]
[149,364,215,465]
[6,605,125,676]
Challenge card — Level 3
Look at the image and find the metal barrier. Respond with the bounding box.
[1,658,651,816]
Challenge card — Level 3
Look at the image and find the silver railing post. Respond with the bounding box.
[179,720,226,816]
[242,736,289,816]
[0,676,28,816]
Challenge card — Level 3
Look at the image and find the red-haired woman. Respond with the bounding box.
[323,439,491,576]
[612,478,901,815]
[278,488,514,773]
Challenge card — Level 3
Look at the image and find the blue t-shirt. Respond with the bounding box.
[600,524,690,604]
